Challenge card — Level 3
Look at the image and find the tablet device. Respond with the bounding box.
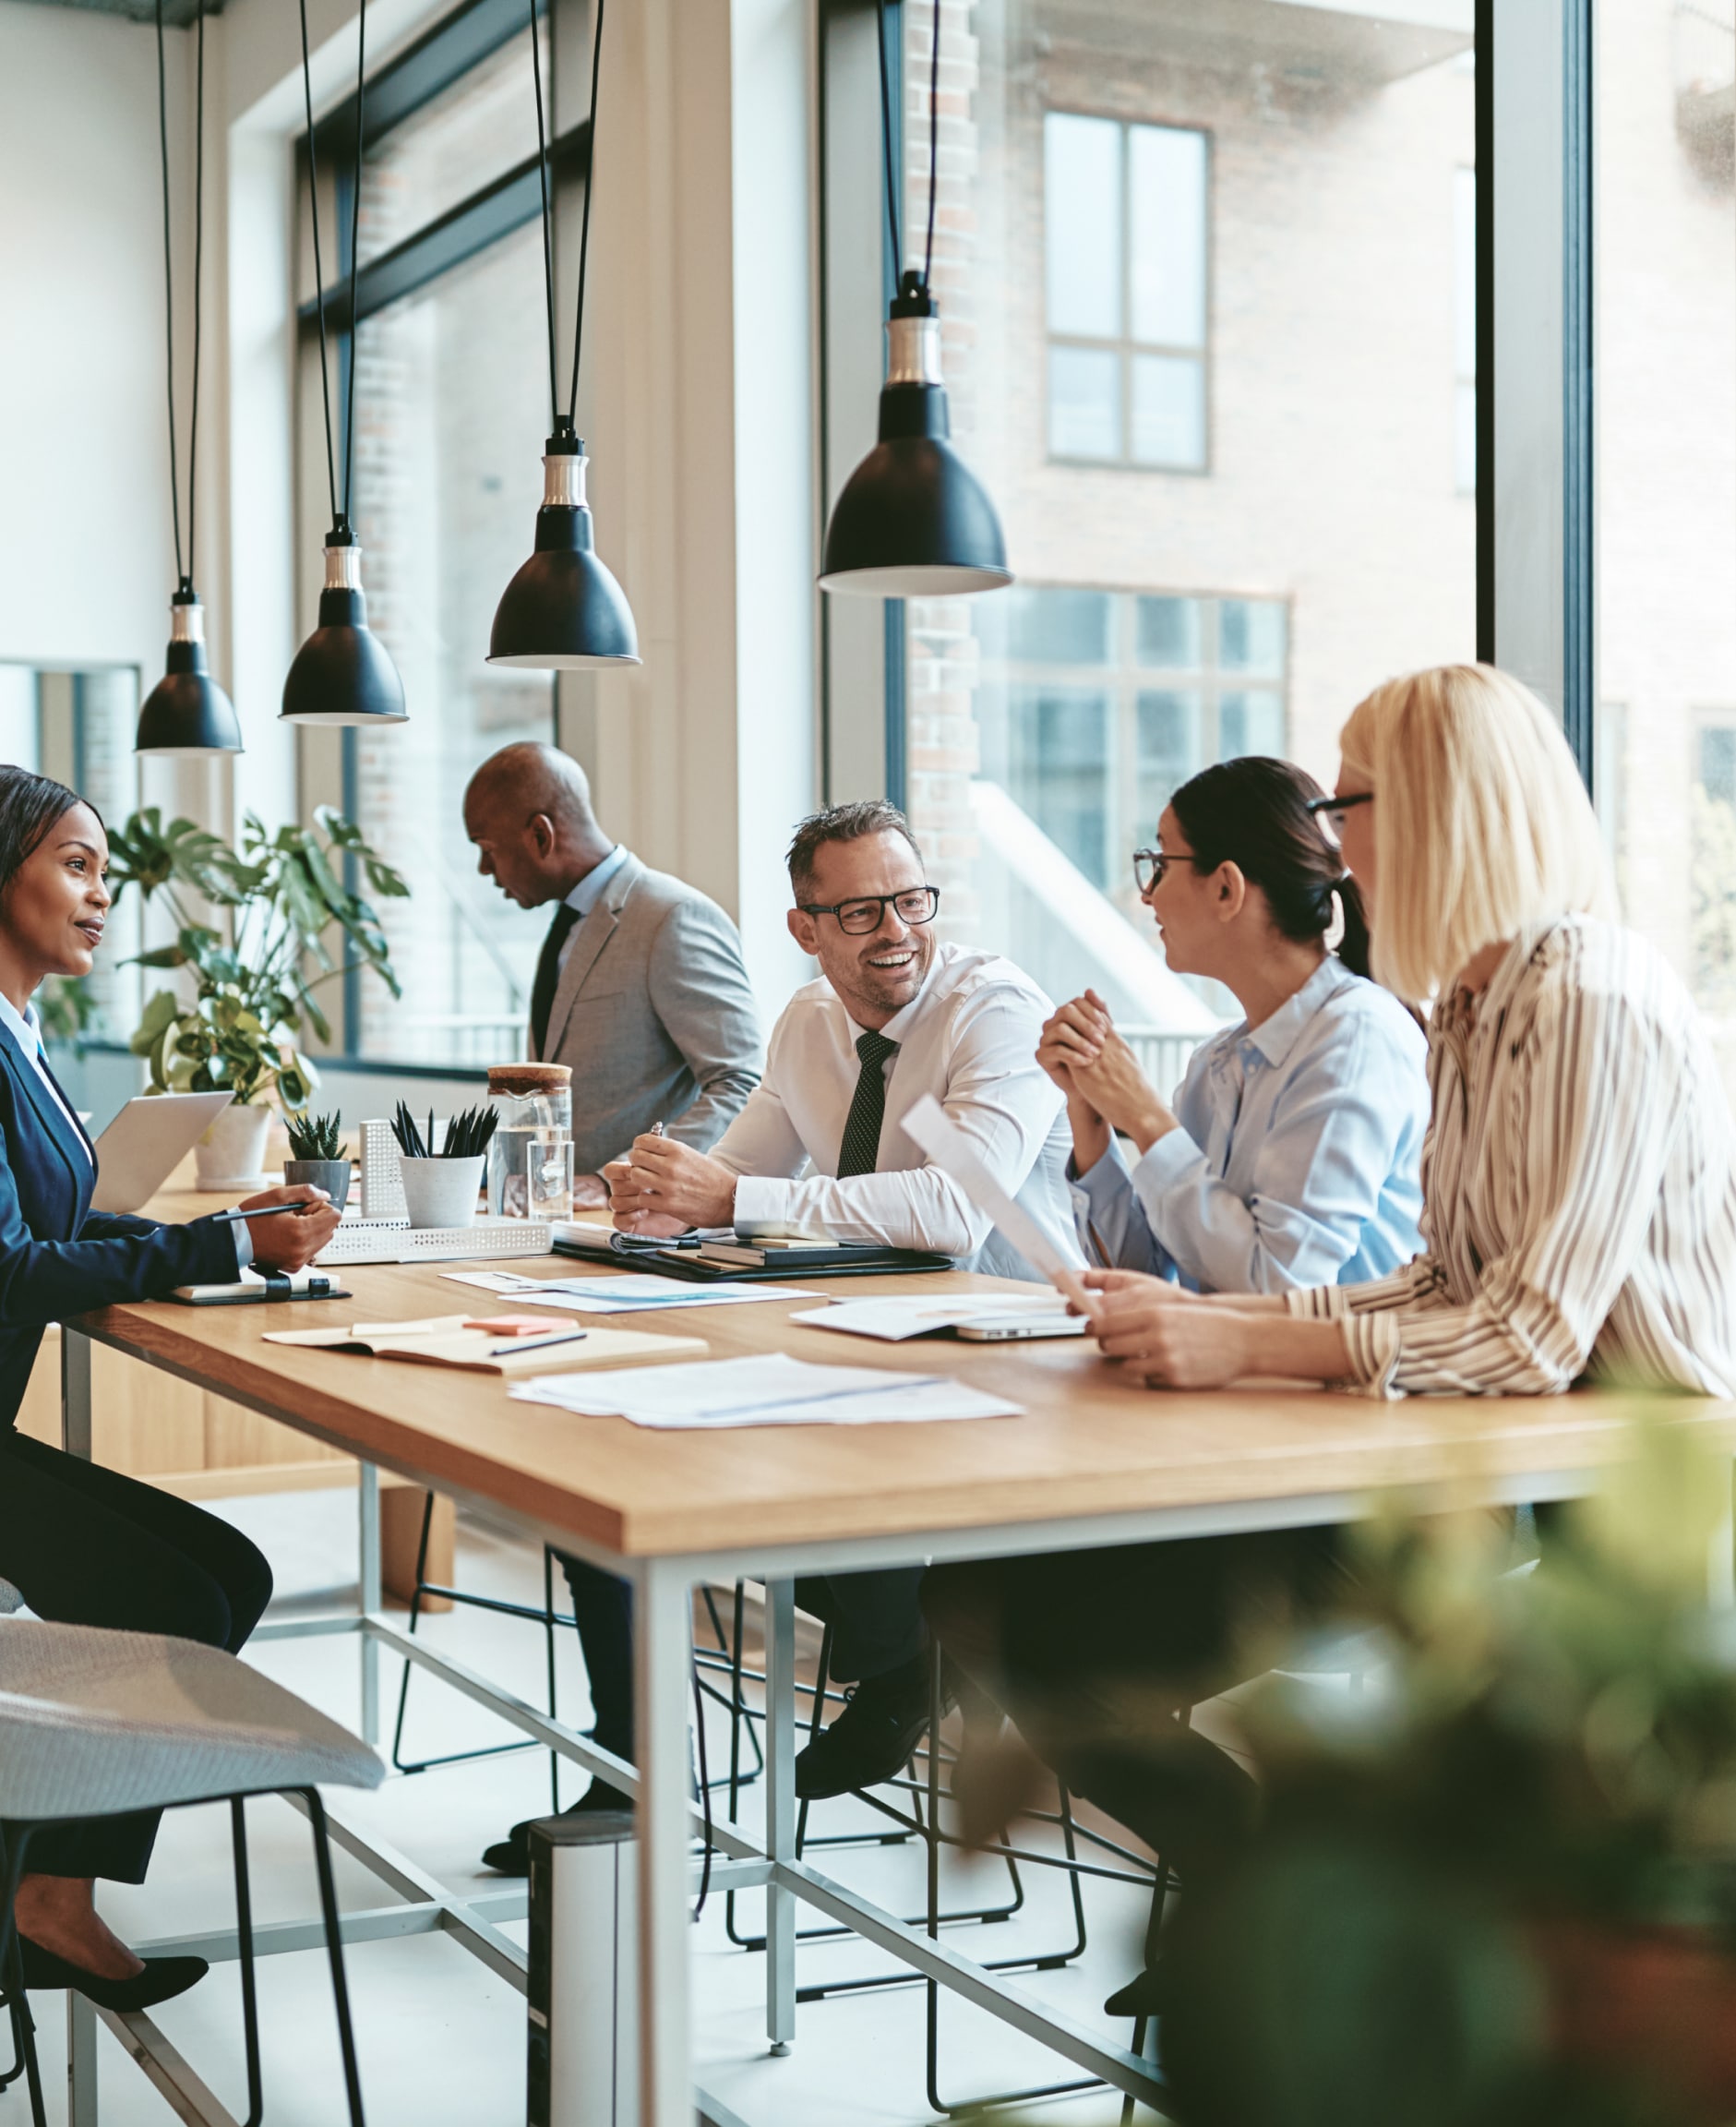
[89,1092,235,1214]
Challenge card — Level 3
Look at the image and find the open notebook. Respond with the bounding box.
[263,1314,704,1376]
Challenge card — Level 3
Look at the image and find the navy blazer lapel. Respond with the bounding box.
[0,1026,92,1212]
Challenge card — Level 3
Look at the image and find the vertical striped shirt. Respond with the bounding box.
[1285,917,1736,1400]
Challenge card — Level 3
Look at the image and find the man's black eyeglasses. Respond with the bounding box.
[1305,791,1374,836]
[798,886,941,934]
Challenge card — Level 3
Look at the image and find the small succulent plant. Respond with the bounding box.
[284,1110,345,1161]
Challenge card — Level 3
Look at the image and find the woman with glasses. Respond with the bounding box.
[928,666,1736,2018]
[1039,754,1428,1296]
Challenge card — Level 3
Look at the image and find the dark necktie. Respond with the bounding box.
[529,902,581,1057]
[836,1030,900,1178]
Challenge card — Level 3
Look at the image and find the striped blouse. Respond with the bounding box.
[1284,917,1736,1400]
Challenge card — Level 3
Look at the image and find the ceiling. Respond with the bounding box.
[13,0,222,27]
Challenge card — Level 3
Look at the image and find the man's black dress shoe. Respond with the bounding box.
[18,1939,209,2010]
[794,1652,938,1801]
[481,1779,634,1877]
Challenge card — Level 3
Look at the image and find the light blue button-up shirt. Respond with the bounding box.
[559,844,629,957]
[1070,956,1428,1295]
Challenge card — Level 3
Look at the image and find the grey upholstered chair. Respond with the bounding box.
[0,1619,382,2126]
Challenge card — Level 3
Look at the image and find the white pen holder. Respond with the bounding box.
[398,1155,485,1230]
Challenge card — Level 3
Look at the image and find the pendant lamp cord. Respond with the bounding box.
[341,0,369,524]
[296,0,341,531]
[529,0,607,434]
[876,0,940,295]
[155,0,208,591]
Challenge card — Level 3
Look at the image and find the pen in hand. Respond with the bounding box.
[211,1200,329,1224]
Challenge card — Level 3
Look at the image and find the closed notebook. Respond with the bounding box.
[263,1314,705,1376]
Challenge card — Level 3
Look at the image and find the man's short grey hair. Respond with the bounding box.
[785,800,924,902]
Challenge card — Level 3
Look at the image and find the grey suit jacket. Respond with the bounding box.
[533,851,764,1176]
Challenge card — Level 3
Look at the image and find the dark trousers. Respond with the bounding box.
[557,1554,929,1764]
[0,1428,274,1881]
[922,1528,1355,1881]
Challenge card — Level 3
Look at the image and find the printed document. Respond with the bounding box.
[509,1352,1021,1428]
[443,1270,818,1313]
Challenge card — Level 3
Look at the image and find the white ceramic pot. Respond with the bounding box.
[194,1102,273,1192]
[398,1155,485,1230]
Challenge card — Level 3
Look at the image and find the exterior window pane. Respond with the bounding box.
[346,222,554,1064]
[903,0,1473,1041]
[1136,687,1202,824]
[1597,0,1736,1089]
[1044,112,1122,337]
[1008,586,1114,665]
[1218,598,1287,676]
[1218,689,1286,758]
[1131,351,1205,469]
[1048,344,1121,459]
[1008,686,1111,885]
[1129,124,1208,348]
[1135,595,1202,668]
[1454,165,1477,493]
[357,23,547,268]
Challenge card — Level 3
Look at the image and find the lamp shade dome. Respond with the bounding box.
[136,592,243,756]
[488,439,641,669]
[820,299,1011,598]
[280,535,407,727]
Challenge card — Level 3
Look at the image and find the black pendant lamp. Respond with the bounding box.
[488,0,639,669]
[820,0,1010,598]
[137,0,242,756]
[281,0,407,727]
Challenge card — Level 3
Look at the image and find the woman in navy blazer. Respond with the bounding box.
[0,767,341,2011]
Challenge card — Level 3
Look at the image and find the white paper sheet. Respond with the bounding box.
[508,1352,1021,1428]
[441,1270,819,1312]
[898,1095,1099,1316]
[796,1293,1078,1342]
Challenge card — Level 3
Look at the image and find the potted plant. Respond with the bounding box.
[283,1110,353,1214]
[390,1101,497,1230]
[103,807,407,1189]
[1151,1425,1736,2127]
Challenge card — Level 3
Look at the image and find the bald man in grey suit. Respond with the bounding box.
[464,743,763,1201]
[464,743,763,1871]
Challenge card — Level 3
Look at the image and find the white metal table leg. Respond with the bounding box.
[358,1464,381,1745]
[67,1991,99,2127]
[62,1326,93,1461]
[634,1560,693,2127]
[762,1579,796,2054]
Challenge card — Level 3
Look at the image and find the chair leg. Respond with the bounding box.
[792,1623,833,1861]
[0,1826,46,2127]
[231,1798,265,2127]
[388,1491,437,1773]
[302,1791,367,2127]
[543,1545,561,1813]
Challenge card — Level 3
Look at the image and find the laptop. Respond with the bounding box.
[88,1092,236,1214]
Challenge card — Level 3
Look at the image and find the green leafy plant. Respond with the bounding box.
[391,1101,497,1160]
[35,975,99,1051]
[107,806,407,1109]
[284,1110,345,1161]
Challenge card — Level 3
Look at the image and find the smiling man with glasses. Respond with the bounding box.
[604,797,1082,1800]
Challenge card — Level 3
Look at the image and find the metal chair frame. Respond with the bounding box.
[0,1785,365,2127]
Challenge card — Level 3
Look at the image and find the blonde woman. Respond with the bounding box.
[923,665,1736,2016]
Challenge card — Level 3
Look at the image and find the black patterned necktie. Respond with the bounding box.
[836,1030,900,1178]
[529,902,581,1057]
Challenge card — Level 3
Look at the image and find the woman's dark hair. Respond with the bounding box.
[1167,755,1373,980]
[0,766,96,903]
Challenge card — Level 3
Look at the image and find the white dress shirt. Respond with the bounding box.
[1285,918,1736,1399]
[712,940,1083,1280]
[0,991,251,1270]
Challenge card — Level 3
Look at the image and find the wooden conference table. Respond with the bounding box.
[59,1203,1736,2127]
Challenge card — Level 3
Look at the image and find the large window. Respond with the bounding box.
[297,0,569,1067]
[883,0,1477,1053]
[1596,0,1736,1095]
[1045,114,1210,471]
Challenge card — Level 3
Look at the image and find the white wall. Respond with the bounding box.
[0,3,189,688]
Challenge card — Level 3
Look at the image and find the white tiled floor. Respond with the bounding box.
[13,1490,1171,2126]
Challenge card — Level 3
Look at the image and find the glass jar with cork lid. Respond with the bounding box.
[485,1063,572,1218]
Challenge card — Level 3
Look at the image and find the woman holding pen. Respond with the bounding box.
[0,766,340,2010]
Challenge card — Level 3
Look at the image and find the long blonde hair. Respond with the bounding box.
[1339,664,1616,1003]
